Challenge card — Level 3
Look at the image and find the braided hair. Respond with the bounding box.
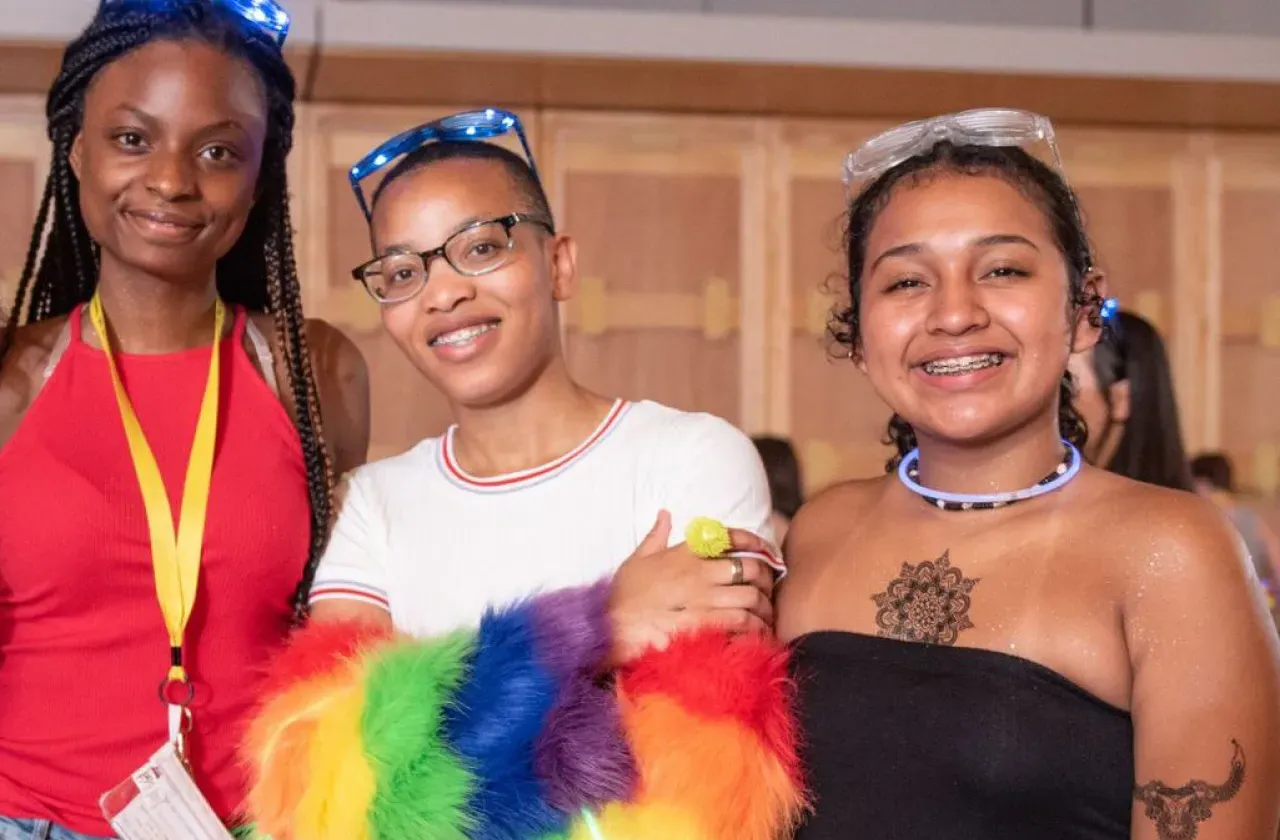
[5,0,333,621]
[832,141,1103,470]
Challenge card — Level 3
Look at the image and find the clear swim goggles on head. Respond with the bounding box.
[842,108,1061,187]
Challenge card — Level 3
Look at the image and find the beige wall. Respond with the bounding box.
[1,95,1276,531]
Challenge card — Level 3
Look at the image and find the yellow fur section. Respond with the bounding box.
[294,680,375,840]
[244,664,363,840]
[618,692,803,840]
[568,801,708,840]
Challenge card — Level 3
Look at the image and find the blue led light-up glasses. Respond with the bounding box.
[100,0,291,47]
[348,108,542,221]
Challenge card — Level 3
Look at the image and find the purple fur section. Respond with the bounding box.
[530,580,637,812]
[535,675,636,810]
[529,579,613,680]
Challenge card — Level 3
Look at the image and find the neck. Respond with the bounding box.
[89,260,222,354]
[911,419,1066,497]
[450,359,614,477]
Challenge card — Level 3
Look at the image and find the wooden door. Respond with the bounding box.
[539,111,770,430]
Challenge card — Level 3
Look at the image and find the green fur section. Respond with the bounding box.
[362,630,479,840]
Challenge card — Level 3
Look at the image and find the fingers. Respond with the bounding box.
[727,527,774,556]
[703,556,774,597]
[689,608,771,636]
[704,583,774,624]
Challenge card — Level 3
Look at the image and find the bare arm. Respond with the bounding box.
[309,598,392,630]
[1126,495,1280,840]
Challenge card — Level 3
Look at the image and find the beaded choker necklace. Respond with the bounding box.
[897,442,1082,511]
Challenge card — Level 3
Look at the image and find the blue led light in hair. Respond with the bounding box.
[100,0,291,47]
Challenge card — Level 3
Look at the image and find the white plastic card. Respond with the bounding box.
[99,742,235,840]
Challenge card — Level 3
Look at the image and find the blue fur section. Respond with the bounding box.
[443,599,566,839]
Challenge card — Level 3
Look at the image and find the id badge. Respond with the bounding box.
[99,742,235,840]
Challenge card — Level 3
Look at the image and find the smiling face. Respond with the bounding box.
[369,156,576,409]
[855,171,1101,446]
[71,38,268,284]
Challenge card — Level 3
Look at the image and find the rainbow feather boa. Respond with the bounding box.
[242,580,807,839]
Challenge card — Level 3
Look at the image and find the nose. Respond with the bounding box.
[418,259,477,314]
[924,274,990,336]
[145,146,197,202]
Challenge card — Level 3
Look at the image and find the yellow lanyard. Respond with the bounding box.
[88,294,224,698]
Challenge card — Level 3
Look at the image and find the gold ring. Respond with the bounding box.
[730,557,745,586]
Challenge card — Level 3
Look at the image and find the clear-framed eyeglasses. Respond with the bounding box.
[350,212,554,304]
[843,108,1061,188]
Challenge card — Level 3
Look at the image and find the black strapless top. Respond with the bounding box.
[790,631,1134,840]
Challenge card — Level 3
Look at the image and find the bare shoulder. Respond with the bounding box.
[246,313,371,475]
[0,316,71,418]
[1071,468,1257,620]
[784,475,888,570]
[305,318,370,475]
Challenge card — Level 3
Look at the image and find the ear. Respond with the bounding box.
[549,234,577,303]
[70,131,84,181]
[1108,377,1132,423]
[853,346,868,374]
[1070,269,1108,354]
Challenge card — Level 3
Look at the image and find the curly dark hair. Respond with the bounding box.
[4,0,333,620]
[830,140,1102,470]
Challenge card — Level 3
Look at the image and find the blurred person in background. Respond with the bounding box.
[1067,309,1195,491]
[1192,452,1279,618]
[753,435,804,544]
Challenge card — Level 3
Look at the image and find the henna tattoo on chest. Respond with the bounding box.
[870,550,978,645]
[1134,740,1246,840]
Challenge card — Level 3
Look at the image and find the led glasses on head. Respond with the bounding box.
[99,0,291,47]
[348,108,541,221]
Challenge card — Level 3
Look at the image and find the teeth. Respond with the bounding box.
[431,322,498,347]
[923,352,1004,376]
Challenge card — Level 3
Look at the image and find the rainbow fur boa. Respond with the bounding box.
[243,581,807,839]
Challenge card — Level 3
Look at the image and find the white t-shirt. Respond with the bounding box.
[311,399,782,636]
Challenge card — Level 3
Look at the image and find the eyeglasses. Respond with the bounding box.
[351,213,554,304]
[99,0,291,47]
[843,108,1061,186]
[348,108,542,221]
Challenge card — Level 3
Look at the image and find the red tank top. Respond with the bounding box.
[0,305,311,834]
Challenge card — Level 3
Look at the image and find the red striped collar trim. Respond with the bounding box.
[440,399,630,492]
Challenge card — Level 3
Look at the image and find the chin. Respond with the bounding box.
[119,247,212,281]
[431,369,533,411]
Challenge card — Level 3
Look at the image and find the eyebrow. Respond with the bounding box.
[112,105,248,135]
[868,233,1040,272]
[376,214,502,257]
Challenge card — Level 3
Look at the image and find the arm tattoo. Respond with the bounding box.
[1134,740,1246,840]
[870,550,978,646]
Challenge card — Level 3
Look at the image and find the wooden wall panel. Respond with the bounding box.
[771,119,897,493]
[541,112,768,429]
[0,96,49,307]
[1213,136,1280,536]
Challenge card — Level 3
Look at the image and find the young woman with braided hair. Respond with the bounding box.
[0,1,368,836]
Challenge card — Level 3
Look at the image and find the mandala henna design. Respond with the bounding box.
[1134,740,1246,840]
[871,550,978,645]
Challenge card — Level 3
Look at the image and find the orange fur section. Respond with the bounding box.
[616,692,806,840]
[243,663,363,840]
